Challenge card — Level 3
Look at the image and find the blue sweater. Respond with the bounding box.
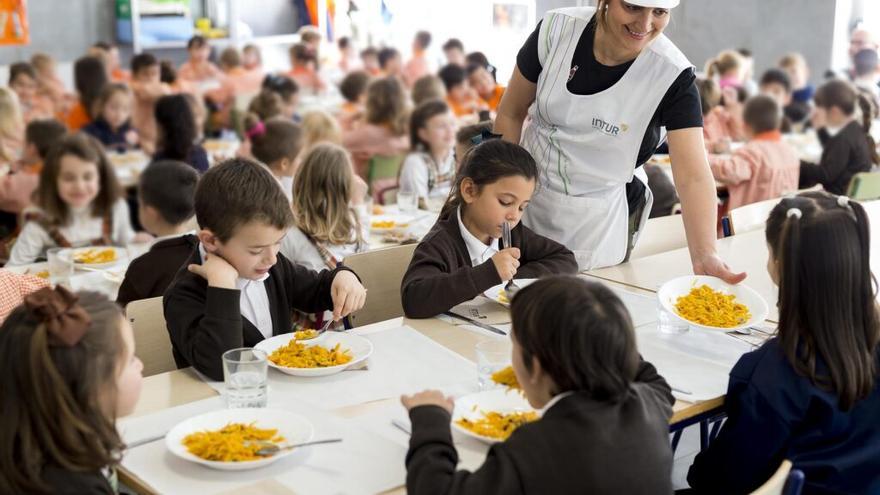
[82,118,134,151]
[687,338,880,495]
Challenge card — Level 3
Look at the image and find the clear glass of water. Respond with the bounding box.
[475,339,511,390]
[222,348,268,408]
[397,191,418,212]
[46,247,74,286]
[657,300,689,334]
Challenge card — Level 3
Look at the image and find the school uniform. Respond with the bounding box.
[153,144,210,174]
[41,465,114,495]
[82,118,135,150]
[398,151,456,202]
[708,130,800,210]
[280,213,370,272]
[163,247,354,381]
[687,338,880,495]
[406,359,675,495]
[799,121,872,195]
[401,208,578,318]
[116,233,198,306]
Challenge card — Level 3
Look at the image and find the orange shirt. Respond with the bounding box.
[287,66,325,94]
[58,101,90,131]
[484,85,505,112]
[111,67,132,83]
[447,95,487,118]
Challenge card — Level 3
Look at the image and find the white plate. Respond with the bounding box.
[369,214,415,233]
[165,408,314,471]
[452,389,538,444]
[483,278,538,307]
[657,275,769,332]
[60,246,126,268]
[255,332,373,377]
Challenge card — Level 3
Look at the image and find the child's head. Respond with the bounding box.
[155,94,197,161]
[8,62,39,102]
[292,143,363,245]
[339,70,371,105]
[0,288,142,494]
[242,43,262,70]
[705,50,745,82]
[300,109,342,150]
[289,42,317,69]
[30,52,56,77]
[138,160,198,235]
[438,64,470,102]
[39,134,121,222]
[187,35,211,63]
[413,30,432,52]
[765,191,879,410]
[262,74,300,117]
[378,47,402,75]
[74,55,109,119]
[93,83,132,130]
[365,76,409,136]
[298,25,322,50]
[467,63,497,99]
[159,59,177,84]
[758,69,792,107]
[182,93,207,139]
[219,47,243,72]
[778,53,809,90]
[443,139,538,239]
[24,119,66,162]
[695,78,721,116]
[195,158,293,280]
[510,276,638,407]
[412,75,447,106]
[742,95,781,137]
[853,48,879,78]
[88,42,114,79]
[360,47,380,73]
[248,88,284,121]
[338,36,352,55]
[131,53,160,83]
[410,99,455,153]
[245,114,304,175]
[454,120,494,165]
[442,38,466,66]
[0,87,23,139]
[736,48,754,80]
[814,79,880,164]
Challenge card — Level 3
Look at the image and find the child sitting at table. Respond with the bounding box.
[399,100,457,209]
[0,87,24,165]
[177,35,223,90]
[439,64,487,119]
[338,70,370,131]
[412,75,447,107]
[342,76,410,177]
[758,69,794,133]
[281,143,368,272]
[778,53,814,126]
[402,276,676,494]
[287,42,325,96]
[262,74,301,121]
[7,134,136,266]
[708,95,800,210]
[401,140,577,318]
[687,191,880,494]
[467,63,505,112]
[242,44,263,75]
[8,62,54,123]
[0,119,66,218]
[163,158,366,381]
[378,47,404,81]
[403,31,432,88]
[153,94,209,173]
[244,114,304,201]
[799,80,876,195]
[301,110,342,151]
[30,53,69,114]
[129,53,170,155]
[697,78,739,154]
[360,47,382,77]
[705,49,747,90]
[117,160,199,306]
[59,56,107,132]
[0,288,143,494]
[82,83,138,151]
[206,47,264,130]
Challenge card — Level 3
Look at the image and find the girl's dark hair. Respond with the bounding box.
[244,114,304,166]
[511,276,640,400]
[765,191,880,410]
[74,56,108,120]
[38,134,122,225]
[441,139,538,218]
[262,74,299,103]
[0,291,126,494]
[154,94,197,161]
[409,99,450,151]
[8,62,36,85]
[159,60,177,84]
[815,80,880,165]
[339,70,371,103]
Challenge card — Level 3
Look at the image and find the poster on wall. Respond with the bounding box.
[0,0,28,45]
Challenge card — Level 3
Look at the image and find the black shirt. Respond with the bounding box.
[516,17,703,210]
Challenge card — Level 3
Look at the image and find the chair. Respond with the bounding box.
[749,460,806,495]
[367,155,405,202]
[847,171,880,201]
[376,186,399,206]
[126,297,176,377]
[727,197,784,236]
[630,213,687,260]
[342,243,419,327]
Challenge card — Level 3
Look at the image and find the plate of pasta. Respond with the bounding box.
[369,214,414,233]
[60,246,125,268]
[452,389,539,444]
[165,408,314,471]
[254,332,373,377]
[657,275,768,332]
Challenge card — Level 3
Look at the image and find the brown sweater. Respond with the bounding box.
[401,211,578,318]
[116,234,199,306]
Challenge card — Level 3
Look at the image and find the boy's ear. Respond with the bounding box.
[198,229,222,253]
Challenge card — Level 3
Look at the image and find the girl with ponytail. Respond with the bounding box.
[688,191,880,494]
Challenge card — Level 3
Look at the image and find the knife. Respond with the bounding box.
[443,311,508,336]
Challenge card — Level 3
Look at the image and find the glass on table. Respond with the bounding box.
[475,339,512,390]
[657,300,689,334]
[46,247,74,286]
[397,191,418,213]
[222,348,268,408]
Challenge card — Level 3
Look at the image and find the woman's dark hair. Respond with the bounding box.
[815,79,880,165]
[154,94,197,162]
[765,191,880,410]
[441,139,538,217]
[409,99,450,151]
[8,62,36,85]
[74,56,108,120]
[510,276,640,400]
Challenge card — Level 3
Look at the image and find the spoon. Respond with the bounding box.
[253,438,343,457]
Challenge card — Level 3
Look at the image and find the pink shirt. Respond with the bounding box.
[709,131,800,210]
[703,107,745,149]
[403,53,430,88]
[0,270,49,324]
[342,123,409,177]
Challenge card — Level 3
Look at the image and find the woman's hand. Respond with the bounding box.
[693,252,747,284]
[401,390,454,414]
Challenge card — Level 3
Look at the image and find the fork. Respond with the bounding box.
[501,221,520,299]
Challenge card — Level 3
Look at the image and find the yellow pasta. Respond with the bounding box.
[293,329,318,340]
[268,340,353,368]
[73,248,116,264]
[182,422,284,462]
[497,289,510,305]
[455,410,538,440]
[674,284,751,328]
[371,220,396,229]
[491,366,521,391]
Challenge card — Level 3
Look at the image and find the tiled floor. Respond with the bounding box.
[672,425,701,490]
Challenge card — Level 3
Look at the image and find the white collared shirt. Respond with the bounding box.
[541,391,575,414]
[198,244,273,339]
[456,207,499,267]
[149,230,196,249]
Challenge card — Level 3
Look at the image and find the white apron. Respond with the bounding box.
[521,7,693,270]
